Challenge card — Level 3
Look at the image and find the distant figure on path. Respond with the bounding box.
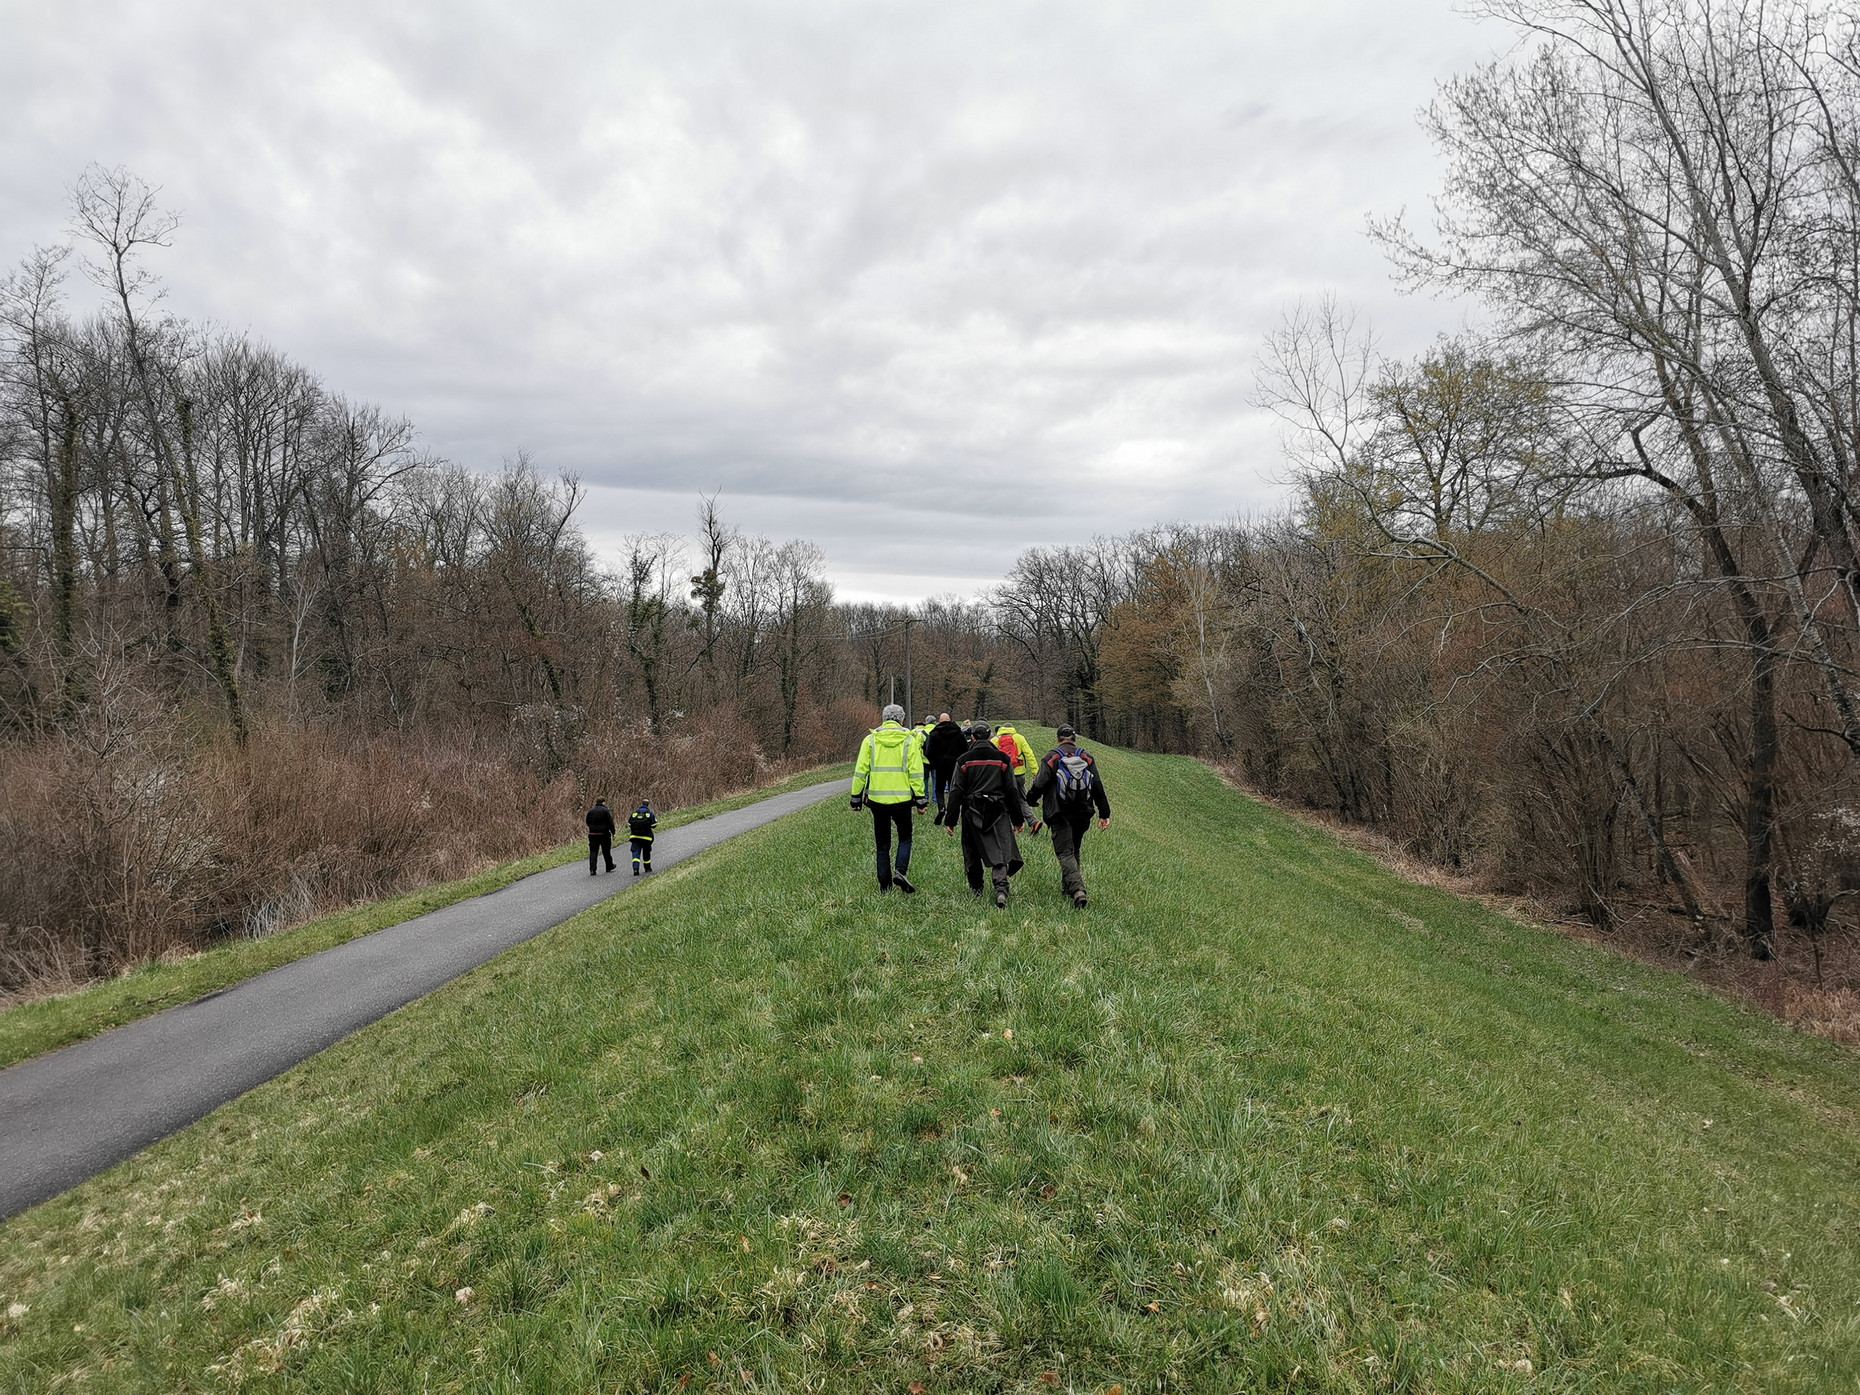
[628,800,658,875]
[587,798,617,875]
[1026,725,1112,908]
[923,711,968,816]
[941,723,1032,908]
[850,703,927,893]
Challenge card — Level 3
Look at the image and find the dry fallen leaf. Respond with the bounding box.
[1048,1114,1059,1125]
[677,1377,691,1391]
[1038,1374,1059,1387]
[740,1235,752,1252]
[708,1351,721,1367]
[909,1384,927,1394]
[837,1192,853,1208]
[1001,1028,1013,1040]
[1145,1301,1161,1313]
[1040,1184,1057,1199]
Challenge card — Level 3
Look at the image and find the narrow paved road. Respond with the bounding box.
[0,778,848,1220]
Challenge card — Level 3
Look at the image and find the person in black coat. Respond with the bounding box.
[939,725,1034,908]
[1025,725,1112,908]
[586,798,617,875]
[922,712,969,815]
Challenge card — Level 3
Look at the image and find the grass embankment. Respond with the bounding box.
[3,738,1858,1392]
[0,763,851,1072]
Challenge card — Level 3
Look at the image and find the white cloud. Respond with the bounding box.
[0,0,1499,602]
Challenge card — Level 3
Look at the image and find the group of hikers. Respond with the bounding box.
[851,706,1111,909]
[579,706,1112,908]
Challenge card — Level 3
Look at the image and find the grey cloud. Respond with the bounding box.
[1,0,1497,600]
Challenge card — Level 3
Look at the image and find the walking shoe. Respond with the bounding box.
[1072,891,1089,909]
[893,874,916,894]
[633,867,641,876]
[995,888,1009,909]
[878,882,892,894]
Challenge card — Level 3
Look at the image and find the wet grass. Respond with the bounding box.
[0,763,851,1071]
[1,739,1856,1391]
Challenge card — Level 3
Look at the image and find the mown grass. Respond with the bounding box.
[0,763,852,1072]
[2,738,1857,1392]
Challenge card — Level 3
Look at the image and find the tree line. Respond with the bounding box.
[998,0,1860,987]
[5,0,1857,1012]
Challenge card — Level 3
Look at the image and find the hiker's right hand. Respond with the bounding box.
[945,825,956,838]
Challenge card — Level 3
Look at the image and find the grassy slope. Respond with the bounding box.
[0,764,852,1071]
[1,739,1856,1393]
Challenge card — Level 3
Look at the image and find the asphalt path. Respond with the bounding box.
[0,777,849,1220]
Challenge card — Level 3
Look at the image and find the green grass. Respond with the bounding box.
[3,737,1858,1392]
[0,763,851,1072]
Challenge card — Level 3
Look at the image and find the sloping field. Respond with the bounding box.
[2,739,1856,1392]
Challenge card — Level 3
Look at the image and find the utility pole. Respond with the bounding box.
[903,616,914,721]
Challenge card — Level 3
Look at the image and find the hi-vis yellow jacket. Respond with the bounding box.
[853,720,926,804]
[992,725,1037,779]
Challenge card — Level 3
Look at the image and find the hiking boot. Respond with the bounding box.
[994,888,1009,910]
[893,874,916,895]
[1072,891,1089,909]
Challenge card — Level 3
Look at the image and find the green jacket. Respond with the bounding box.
[853,721,926,804]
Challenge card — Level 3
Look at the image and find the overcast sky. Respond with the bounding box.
[2,0,1502,602]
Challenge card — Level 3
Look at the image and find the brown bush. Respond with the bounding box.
[0,698,838,998]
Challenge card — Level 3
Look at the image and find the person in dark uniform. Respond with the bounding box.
[586,798,617,875]
[628,800,658,875]
[1026,725,1112,908]
[939,723,1032,908]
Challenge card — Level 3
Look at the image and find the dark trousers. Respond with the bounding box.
[870,800,914,887]
[588,832,614,873]
[929,766,952,813]
[630,837,652,872]
[1049,812,1092,897]
[960,823,1012,897]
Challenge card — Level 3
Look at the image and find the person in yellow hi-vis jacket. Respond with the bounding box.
[851,703,928,893]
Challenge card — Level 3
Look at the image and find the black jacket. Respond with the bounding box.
[923,720,970,776]
[586,804,616,836]
[1026,743,1112,823]
[941,741,1031,829]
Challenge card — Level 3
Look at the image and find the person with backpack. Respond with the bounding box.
[586,797,618,875]
[1025,725,1112,908]
[940,723,1033,908]
[922,711,968,815]
[851,703,928,893]
[993,724,1036,784]
[627,800,658,875]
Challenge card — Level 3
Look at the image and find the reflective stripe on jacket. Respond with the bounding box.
[853,721,926,803]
